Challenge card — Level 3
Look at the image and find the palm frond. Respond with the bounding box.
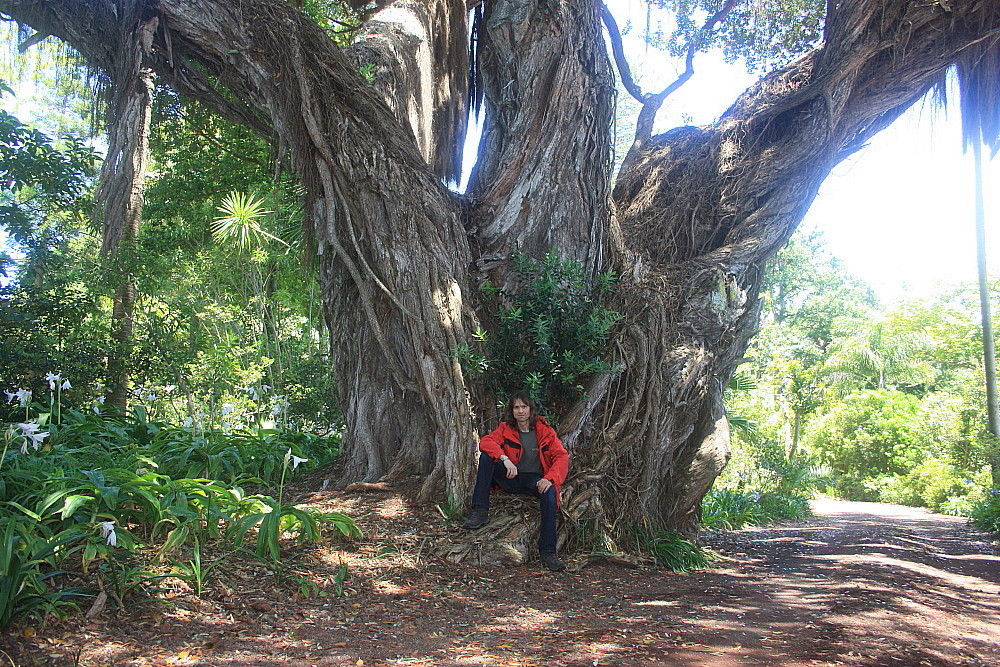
[728,370,757,392]
[955,36,1000,153]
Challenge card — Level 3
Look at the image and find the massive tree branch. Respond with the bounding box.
[617,0,1000,267]
[592,0,1000,533]
[466,0,616,278]
[345,0,470,182]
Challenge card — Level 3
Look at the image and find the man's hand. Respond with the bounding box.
[536,478,552,493]
[502,458,518,479]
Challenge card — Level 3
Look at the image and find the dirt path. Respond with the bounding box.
[8,495,1000,666]
[691,499,1000,666]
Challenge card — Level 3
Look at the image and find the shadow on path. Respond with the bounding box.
[8,496,999,667]
[679,499,1000,666]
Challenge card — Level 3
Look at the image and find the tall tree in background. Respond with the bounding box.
[95,5,155,410]
[956,40,1000,486]
[1,0,998,544]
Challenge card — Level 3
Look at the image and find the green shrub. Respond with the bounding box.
[701,488,810,529]
[706,431,817,529]
[807,389,926,498]
[457,252,619,410]
[701,488,765,529]
[0,406,356,627]
[938,495,977,517]
[969,491,1000,534]
[226,496,360,561]
[756,492,811,521]
[869,460,990,513]
[0,519,90,631]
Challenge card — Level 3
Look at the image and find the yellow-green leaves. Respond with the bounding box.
[212,191,288,251]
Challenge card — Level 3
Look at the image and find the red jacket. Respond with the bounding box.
[479,417,569,503]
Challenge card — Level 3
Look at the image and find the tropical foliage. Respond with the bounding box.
[0,39,356,632]
[1,73,338,432]
[457,252,620,412]
[719,225,999,530]
[0,388,356,631]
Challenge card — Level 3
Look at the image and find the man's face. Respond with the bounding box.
[512,399,530,424]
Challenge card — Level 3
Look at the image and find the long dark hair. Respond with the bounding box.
[503,391,539,430]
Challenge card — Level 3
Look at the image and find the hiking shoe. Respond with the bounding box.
[540,553,566,572]
[462,508,489,530]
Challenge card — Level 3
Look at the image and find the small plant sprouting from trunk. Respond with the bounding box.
[453,252,620,414]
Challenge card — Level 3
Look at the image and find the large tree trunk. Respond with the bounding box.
[4,0,998,545]
[466,0,615,275]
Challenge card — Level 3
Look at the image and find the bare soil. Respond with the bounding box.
[5,485,999,667]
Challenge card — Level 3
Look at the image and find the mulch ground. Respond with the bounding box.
[4,481,999,667]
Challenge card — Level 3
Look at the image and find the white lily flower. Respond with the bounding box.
[99,521,117,547]
[271,403,283,418]
[61,379,72,390]
[261,385,272,393]
[15,388,31,406]
[4,390,14,403]
[17,422,39,434]
[45,371,60,390]
[96,395,106,404]
[291,455,308,470]
[28,431,48,450]
[182,416,194,428]
[220,403,233,416]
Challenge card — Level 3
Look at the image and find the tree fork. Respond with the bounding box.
[3,0,999,544]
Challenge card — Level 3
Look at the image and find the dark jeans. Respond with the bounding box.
[470,451,558,554]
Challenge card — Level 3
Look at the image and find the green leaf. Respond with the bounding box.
[60,495,93,520]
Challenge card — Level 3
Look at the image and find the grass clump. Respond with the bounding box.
[637,529,714,573]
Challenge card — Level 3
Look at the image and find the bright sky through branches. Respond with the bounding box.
[4,4,997,304]
[607,0,1000,305]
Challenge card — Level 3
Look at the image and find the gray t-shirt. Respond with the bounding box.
[516,429,543,475]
